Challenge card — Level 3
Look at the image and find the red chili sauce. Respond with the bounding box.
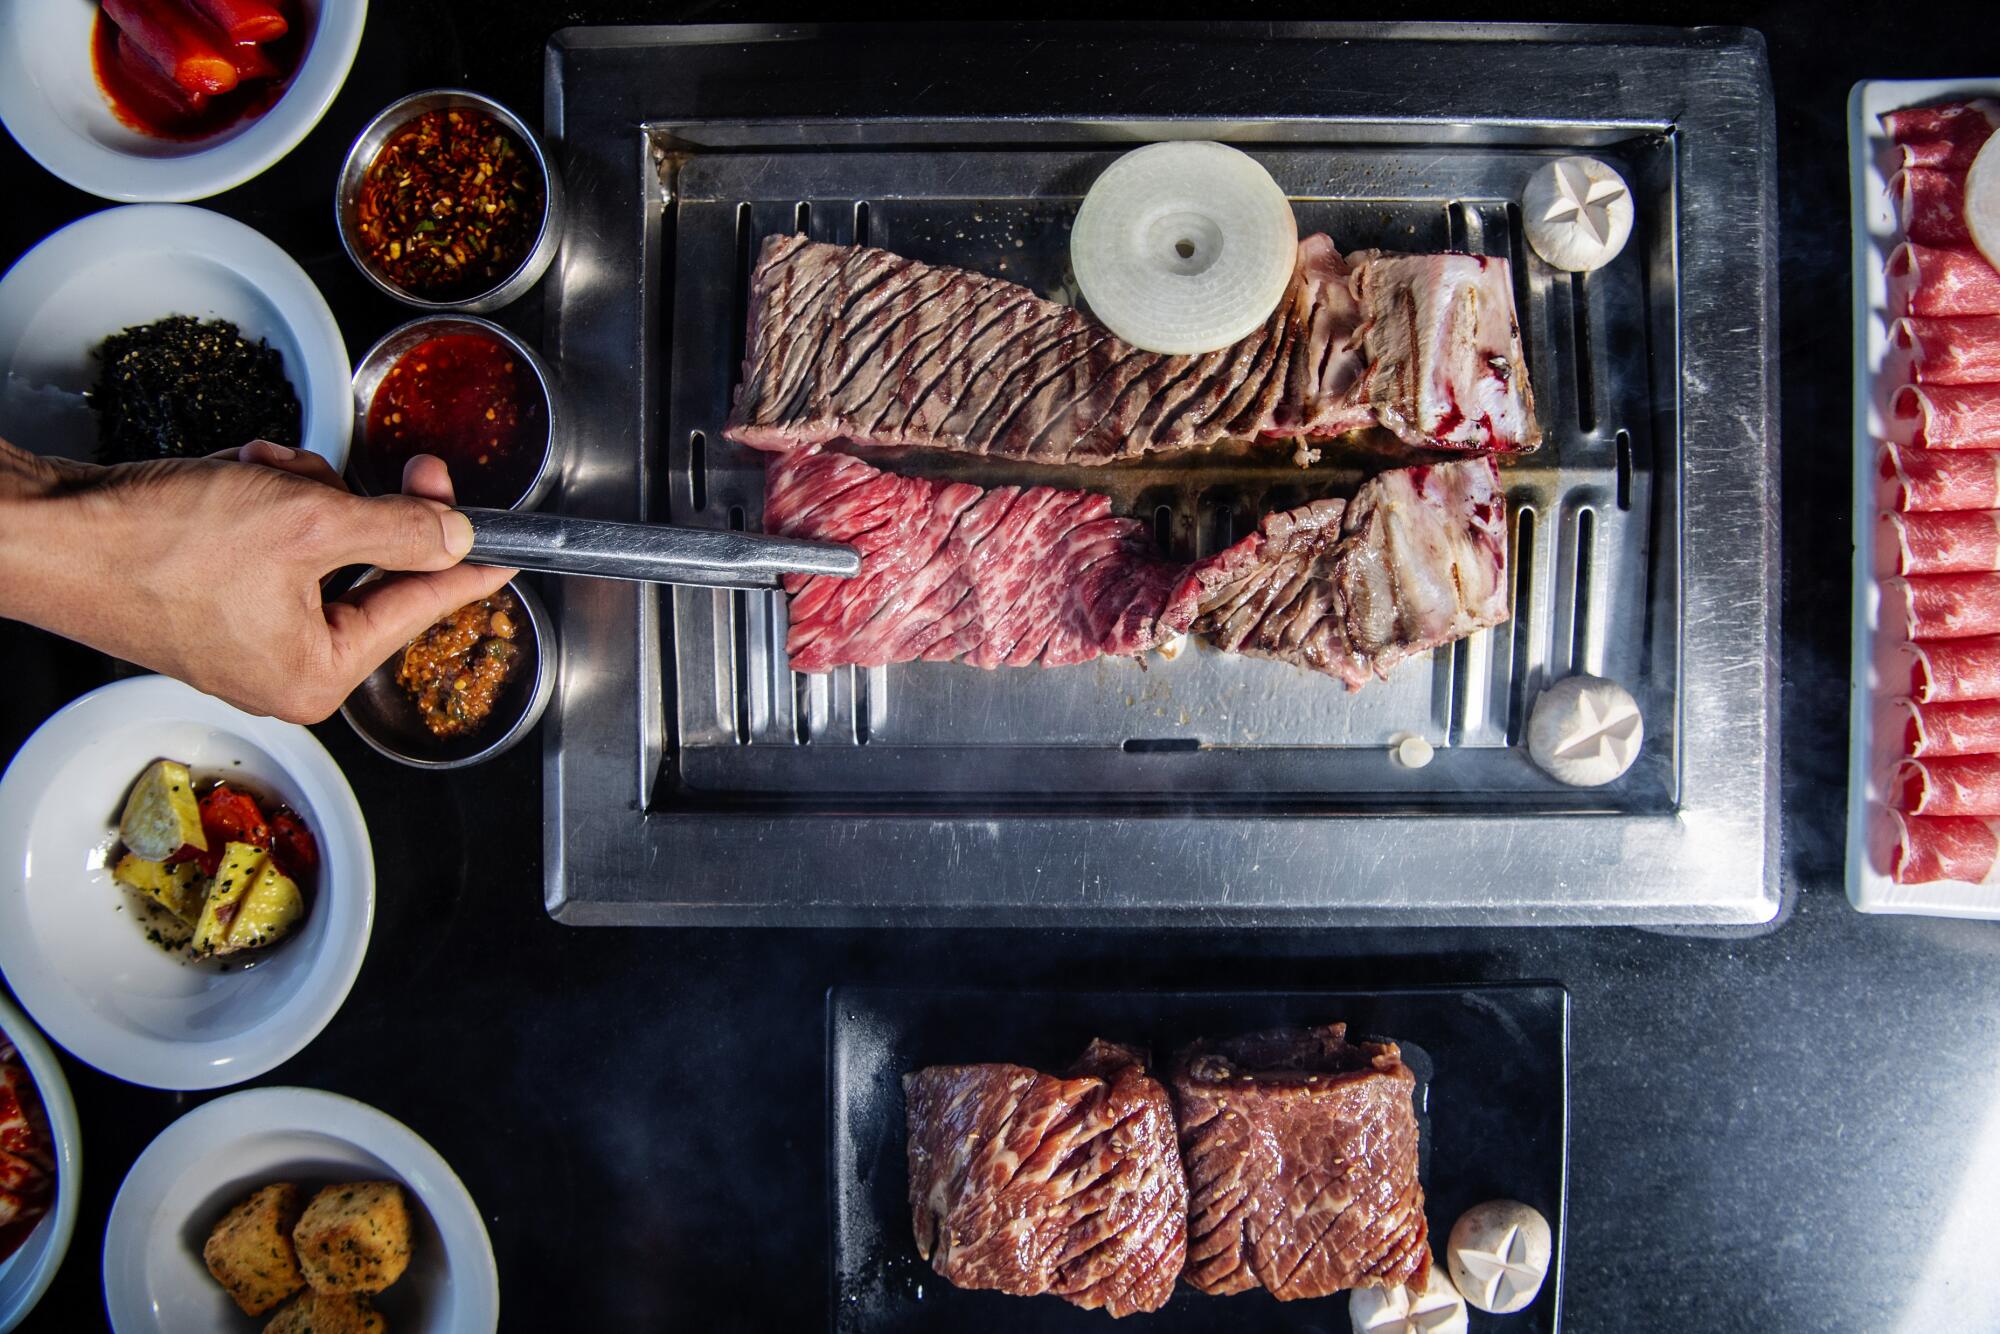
[91,4,305,142]
[363,334,545,508]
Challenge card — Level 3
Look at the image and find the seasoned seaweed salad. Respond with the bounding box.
[88,316,302,463]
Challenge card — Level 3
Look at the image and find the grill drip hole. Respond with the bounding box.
[1154,504,1174,554]
[1210,504,1234,553]
[690,430,707,512]
[1615,430,1634,511]
[1446,199,1474,252]
[1572,508,1596,673]
[730,202,753,383]
[795,200,812,233]
[853,200,871,247]
[795,672,812,746]
[1505,505,1538,746]
[854,666,871,746]
[1571,272,1596,433]
[729,504,750,744]
[1504,201,1539,389]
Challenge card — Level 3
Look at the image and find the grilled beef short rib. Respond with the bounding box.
[726,234,1539,463]
[1171,1024,1431,1301]
[904,1039,1188,1317]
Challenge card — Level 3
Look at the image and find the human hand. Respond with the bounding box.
[0,437,515,723]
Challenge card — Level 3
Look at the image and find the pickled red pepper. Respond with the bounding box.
[355,108,544,301]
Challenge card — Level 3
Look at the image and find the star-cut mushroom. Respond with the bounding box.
[1446,1199,1554,1314]
[1522,155,1635,272]
[1348,1264,1469,1334]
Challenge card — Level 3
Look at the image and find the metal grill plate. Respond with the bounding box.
[666,146,1672,803]
[541,23,1777,925]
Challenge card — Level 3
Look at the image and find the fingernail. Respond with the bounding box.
[443,509,475,559]
[256,440,296,460]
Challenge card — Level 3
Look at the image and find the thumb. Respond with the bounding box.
[324,565,518,685]
[331,492,476,572]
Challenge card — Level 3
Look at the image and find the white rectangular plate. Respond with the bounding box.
[1847,77,2000,916]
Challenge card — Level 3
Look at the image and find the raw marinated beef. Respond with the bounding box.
[1189,458,1509,689]
[766,449,1509,686]
[1893,167,1975,248]
[724,234,1539,463]
[1895,386,2000,450]
[1883,574,2000,639]
[1889,243,2000,317]
[904,1039,1187,1318]
[1895,754,2000,816]
[1878,446,2000,511]
[1171,1024,1430,1302]
[1885,99,2000,171]
[1894,316,2000,384]
[764,448,1200,672]
[1892,811,2000,883]
[1902,636,2000,703]
[1879,510,2000,575]
[1900,698,2000,758]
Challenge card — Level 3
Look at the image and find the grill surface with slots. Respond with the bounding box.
[541,24,1777,926]
[660,145,1675,805]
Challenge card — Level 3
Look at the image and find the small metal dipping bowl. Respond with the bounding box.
[339,573,557,770]
[349,313,562,511]
[335,89,564,313]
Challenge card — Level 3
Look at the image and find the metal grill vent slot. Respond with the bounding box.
[1572,508,1597,673]
[730,202,753,375]
[1506,505,1539,745]
[1571,274,1596,433]
[662,144,1670,795]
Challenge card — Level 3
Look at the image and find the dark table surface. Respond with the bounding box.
[5,3,1997,1331]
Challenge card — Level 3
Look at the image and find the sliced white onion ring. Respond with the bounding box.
[1969,133,2000,272]
[1071,141,1298,356]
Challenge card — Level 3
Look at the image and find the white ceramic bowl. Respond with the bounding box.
[0,0,367,203]
[0,994,81,1334]
[0,204,351,468]
[104,1087,499,1333]
[0,677,373,1090]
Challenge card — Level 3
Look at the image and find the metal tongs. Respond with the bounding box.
[457,507,860,590]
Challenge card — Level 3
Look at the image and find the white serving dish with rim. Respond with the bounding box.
[0,0,367,203]
[1846,77,2000,916]
[0,993,81,1334]
[0,204,352,468]
[0,676,373,1089]
[103,1086,499,1333]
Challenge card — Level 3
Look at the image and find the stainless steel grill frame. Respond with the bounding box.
[541,22,1779,926]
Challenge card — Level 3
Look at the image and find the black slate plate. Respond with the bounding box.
[829,985,1569,1334]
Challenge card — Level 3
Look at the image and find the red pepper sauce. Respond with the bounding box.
[91,7,304,142]
[363,334,545,508]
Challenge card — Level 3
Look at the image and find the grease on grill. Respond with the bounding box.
[88,315,301,463]
[396,590,522,737]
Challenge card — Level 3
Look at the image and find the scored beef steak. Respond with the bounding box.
[725,233,1539,463]
[1190,457,1509,689]
[764,447,1200,672]
[766,447,1508,687]
[904,1039,1188,1317]
[1172,1024,1430,1302]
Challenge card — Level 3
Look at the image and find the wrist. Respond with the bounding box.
[0,442,86,624]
